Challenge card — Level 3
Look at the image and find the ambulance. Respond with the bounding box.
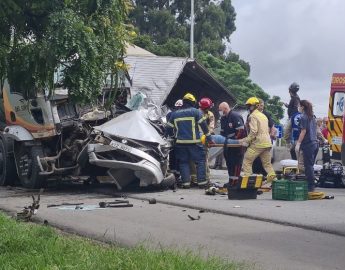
[327,73,345,161]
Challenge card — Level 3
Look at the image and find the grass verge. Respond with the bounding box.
[0,212,245,270]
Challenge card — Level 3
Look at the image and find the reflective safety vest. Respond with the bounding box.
[167,107,210,144]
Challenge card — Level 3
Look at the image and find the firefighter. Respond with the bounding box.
[166,93,213,188]
[167,99,184,176]
[252,98,275,175]
[218,102,246,178]
[239,97,276,182]
[190,97,215,184]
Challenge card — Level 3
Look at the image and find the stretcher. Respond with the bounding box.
[208,144,242,148]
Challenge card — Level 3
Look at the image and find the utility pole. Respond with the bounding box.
[190,0,194,59]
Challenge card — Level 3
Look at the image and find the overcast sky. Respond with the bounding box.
[230,0,345,119]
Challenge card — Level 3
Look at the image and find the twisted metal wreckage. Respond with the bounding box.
[0,81,175,190]
[0,55,235,190]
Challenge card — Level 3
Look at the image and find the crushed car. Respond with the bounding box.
[88,109,175,190]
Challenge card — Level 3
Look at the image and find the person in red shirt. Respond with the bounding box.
[321,117,329,140]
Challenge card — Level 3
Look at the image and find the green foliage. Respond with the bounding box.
[134,35,190,57]
[197,52,284,122]
[130,0,236,56]
[130,0,284,121]
[0,0,133,103]
[0,213,244,270]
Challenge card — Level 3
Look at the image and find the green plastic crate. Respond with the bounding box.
[272,179,308,201]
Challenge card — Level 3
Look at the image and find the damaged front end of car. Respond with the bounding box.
[88,110,175,190]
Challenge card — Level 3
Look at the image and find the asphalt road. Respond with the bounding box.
[1,173,345,270]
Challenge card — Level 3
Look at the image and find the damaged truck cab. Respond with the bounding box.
[0,79,90,188]
[0,79,174,190]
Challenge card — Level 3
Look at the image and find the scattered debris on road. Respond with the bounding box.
[16,194,41,221]
[99,200,133,208]
[188,215,201,221]
[47,203,84,208]
[324,195,335,199]
[148,198,157,204]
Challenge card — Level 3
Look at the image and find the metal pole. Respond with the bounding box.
[190,0,194,59]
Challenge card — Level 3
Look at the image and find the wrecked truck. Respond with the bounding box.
[0,79,174,189]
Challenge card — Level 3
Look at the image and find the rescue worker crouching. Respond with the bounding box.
[239,97,276,182]
[189,97,215,184]
[166,93,214,188]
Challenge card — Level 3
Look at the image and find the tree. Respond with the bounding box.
[197,52,284,123]
[130,0,236,56]
[0,0,133,103]
[130,0,284,121]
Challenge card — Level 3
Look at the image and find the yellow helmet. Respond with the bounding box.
[245,97,260,106]
[183,93,196,102]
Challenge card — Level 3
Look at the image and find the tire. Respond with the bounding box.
[14,144,45,189]
[341,143,345,166]
[0,139,18,186]
[341,176,345,188]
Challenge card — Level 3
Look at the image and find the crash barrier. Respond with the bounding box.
[227,175,263,200]
[272,179,308,201]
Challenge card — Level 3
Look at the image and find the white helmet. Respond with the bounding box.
[174,99,183,107]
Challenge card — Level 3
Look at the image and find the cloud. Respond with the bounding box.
[231,0,345,118]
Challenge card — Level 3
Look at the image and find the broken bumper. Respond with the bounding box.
[88,143,172,190]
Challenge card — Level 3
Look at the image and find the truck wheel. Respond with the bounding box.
[0,139,18,186]
[14,144,45,189]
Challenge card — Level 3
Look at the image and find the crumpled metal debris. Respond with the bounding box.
[17,194,41,221]
[99,200,133,208]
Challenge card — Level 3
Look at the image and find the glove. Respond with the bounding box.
[295,142,301,153]
[238,139,249,147]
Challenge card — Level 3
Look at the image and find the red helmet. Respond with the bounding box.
[198,97,213,110]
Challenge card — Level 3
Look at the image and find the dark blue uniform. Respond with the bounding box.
[291,112,302,142]
[166,105,211,186]
[289,112,302,160]
[220,111,246,177]
[300,114,318,191]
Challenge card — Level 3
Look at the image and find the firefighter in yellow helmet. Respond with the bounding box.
[166,92,214,188]
[239,97,276,182]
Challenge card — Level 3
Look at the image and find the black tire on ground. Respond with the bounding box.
[0,139,18,186]
[14,144,45,189]
[341,143,345,166]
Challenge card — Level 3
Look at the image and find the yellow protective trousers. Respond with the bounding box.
[242,146,276,182]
